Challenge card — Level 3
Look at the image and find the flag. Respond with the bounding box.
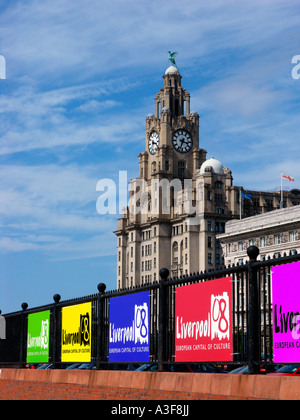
[282,173,294,182]
[241,191,252,200]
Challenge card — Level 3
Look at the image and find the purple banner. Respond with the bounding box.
[272,261,300,363]
[108,291,150,363]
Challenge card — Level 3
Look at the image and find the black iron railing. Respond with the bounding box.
[0,246,299,373]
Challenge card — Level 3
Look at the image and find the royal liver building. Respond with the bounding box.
[114,59,300,289]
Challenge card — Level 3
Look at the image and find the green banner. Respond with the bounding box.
[26,310,50,363]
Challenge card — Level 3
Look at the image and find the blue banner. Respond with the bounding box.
[108,291,150,362]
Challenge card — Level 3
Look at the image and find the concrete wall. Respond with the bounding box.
[0,369,299,400]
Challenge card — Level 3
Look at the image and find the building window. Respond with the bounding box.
[145,244,151,256]
[290,231,296,242]
[238,241,244,251]
[185,237,188,248]
[185,254,188,264]
[208,253,212,264]
[165,160,169,171]
[178,161,185,178]
[275,234,281,245]
[260,237,266,247]
[154,241,157,253]
[208,236,212,248]
[215,193,223,203]
[173,241,178,264]
[207,221,212,232]
[215,222,226,232]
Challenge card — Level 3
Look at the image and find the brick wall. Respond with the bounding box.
[0,369,299,400]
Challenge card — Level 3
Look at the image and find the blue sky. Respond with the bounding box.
[0,0,299,313]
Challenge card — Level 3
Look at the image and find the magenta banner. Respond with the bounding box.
[272,261,300,363]
[175,277,233,362]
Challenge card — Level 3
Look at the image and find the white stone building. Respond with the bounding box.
[218,206,300,266]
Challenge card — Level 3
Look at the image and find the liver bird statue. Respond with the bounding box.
[168,51,178,67]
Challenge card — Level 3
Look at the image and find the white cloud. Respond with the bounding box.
[0,162,119,258]
[0,80,143,155]
[1,0,298,82]
[76,99,120,113]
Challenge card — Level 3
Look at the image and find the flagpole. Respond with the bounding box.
[280,172,283,209]
[239,187,242,220]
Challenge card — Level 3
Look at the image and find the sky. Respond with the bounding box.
[0,0,299,313]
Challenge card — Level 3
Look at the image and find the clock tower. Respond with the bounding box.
[140,64,206,183]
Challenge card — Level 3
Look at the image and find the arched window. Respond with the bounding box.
[215,181,223,189]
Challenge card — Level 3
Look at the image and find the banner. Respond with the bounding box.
[109,291,150,362]
[27,310,50,363]
[272,261,300,363]
[61,302,92,362]
[175,277,233,362]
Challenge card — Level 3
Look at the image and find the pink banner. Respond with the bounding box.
[175,277,233,362]
[272,261,300,363]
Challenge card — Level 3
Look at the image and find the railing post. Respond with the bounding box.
[52,294,61,369]
[158,268,169,372]
[0,310,5,340]
[247,246,260,374]
[96,283,106,369]
[20,302,28,367]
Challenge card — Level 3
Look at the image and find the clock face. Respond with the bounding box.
[172,130,193,153]
[148,131,159,155]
